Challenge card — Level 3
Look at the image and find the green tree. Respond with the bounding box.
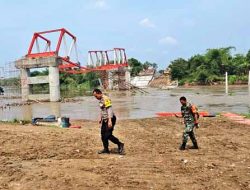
[128,58,143,76]
[30,69,49,77]
[167,46,249,85]
[245,50,250,71]
[142,61,158,70]
[205,47,234,75]
[232,54,249,75]
[196,70,209,85]
[188,54,205,71]
[168,58,188,80]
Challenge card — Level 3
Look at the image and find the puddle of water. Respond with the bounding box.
[0,86,249,121]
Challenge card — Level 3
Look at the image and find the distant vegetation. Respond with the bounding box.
[0,77,20,87]
[169,47,250,85]
[31,70,100,96]
[243,113,250,118]
[128,58,158,76]
[3,47,248,91]
[59,72,99,96]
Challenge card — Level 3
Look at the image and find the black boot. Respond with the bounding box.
[98,149,110,154]
[190,142,199,149]
[179,142,186,150]
[118,143,124,154]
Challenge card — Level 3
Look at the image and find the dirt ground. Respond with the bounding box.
[0,116,249,190]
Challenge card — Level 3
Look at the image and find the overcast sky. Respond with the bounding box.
[0,0,250,69]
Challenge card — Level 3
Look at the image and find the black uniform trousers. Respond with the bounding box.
[101,116,121,150]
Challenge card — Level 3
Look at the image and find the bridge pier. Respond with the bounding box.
[125,67,131,84]
[49,66,60,101]
[15,56,61,102]
[20,68,30,101]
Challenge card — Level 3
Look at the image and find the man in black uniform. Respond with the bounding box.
[93,89,124,154]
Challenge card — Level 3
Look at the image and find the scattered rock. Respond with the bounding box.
[75,149,80,153]
[181,158,188,164]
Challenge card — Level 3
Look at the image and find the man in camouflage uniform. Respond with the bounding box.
[93,89,124,154]
[175,96,199,150]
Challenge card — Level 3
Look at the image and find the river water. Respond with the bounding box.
[0,86,249,121]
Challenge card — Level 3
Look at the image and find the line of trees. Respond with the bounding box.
[169,47,250,85]
[60,72,99,90]
[14,69,99,95]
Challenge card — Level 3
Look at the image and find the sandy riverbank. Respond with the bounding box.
[0,116,249,190]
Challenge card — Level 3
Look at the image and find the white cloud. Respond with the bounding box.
[94,0,108,9]
[139,18,156,28]
[88,0,109,10]
[159,36,178,46]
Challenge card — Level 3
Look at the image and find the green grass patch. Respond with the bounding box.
[242,113,250,118]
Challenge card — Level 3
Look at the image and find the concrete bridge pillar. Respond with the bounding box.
[15,56,61,102]
[49,66,60,102]
[125,67,131,84]
[20,68,30,101]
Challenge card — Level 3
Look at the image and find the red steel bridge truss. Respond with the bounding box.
[26,28,128,74]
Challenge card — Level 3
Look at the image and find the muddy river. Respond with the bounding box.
[0,86,249,121]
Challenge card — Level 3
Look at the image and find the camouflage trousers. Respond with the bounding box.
[182,123,197,144]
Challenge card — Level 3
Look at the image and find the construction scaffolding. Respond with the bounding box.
[87,48,130,90]
[0,62,21,99]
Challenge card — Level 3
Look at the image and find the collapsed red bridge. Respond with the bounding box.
[27,28,128,74]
